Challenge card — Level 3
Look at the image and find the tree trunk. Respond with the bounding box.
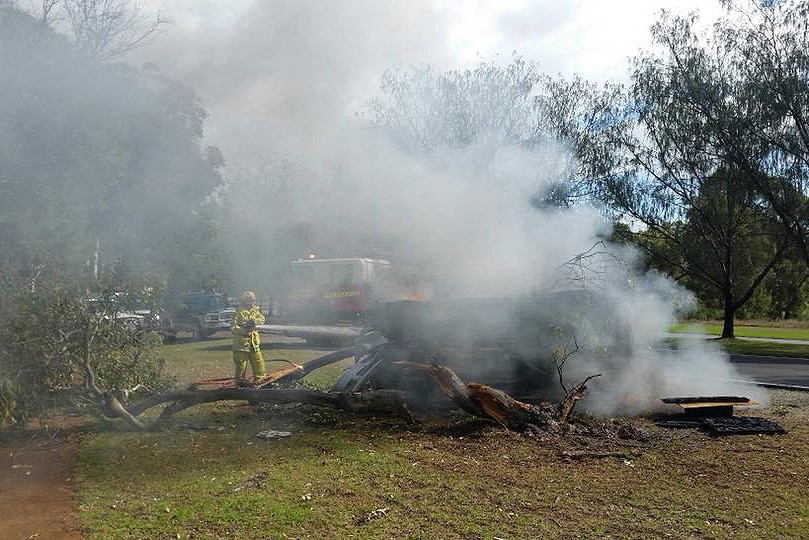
[721,292,735,339]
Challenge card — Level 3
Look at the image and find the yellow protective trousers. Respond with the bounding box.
[233,349,265,383]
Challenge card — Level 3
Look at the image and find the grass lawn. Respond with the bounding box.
[719,339,809,359]
[160,333,339,386]
[668,322,809,357]
[671,322,809,341]
[663,336,809,359]
[74,337,809,539]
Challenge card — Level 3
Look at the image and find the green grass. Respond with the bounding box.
[73,338,809,538]
[664,336,809,358]
[667,323,809,357]
[719,339,809,358]
[160,334,342,386]
[75,400,809,539]
[671,322,809,341]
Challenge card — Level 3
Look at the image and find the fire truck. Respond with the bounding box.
[280,257,421,324]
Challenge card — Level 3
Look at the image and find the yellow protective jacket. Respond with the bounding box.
[231,306,265,352]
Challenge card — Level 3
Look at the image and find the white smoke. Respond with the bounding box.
[218,126,766,413]
[134,0,764,414]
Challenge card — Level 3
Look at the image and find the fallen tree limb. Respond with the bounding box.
[141,387,338,415]
[424,363,559,432]
[126,347,355,416]
[90,347,366,430]
[103,392,149,430]
[112,386,413,430]
[404,361,603,433]
[467,382,558,431]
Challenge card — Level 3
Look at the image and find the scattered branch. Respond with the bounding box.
[560,449,640,460]
[552,338,601,424]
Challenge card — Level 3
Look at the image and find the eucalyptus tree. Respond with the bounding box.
[714,0,809,263]
[0,4,222,421]
[598,9,791,337]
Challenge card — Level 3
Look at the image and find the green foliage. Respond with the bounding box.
[0,5,226,297]
[760,255,809,319]
[0,275,174,425]
[714,0,809,260]
[598,5,809,333]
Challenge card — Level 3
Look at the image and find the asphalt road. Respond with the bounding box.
[729,354,809,388]
[664,333,809,388]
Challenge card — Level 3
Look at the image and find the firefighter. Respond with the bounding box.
[231,291,266,386]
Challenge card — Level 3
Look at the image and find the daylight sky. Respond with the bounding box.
[135,0,725,163]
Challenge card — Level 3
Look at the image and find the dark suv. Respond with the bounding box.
[164,292,235,340]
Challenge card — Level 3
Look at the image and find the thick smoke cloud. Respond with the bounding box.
[136,0,453,162]
[134,0,763,413]
[136,0,723,163]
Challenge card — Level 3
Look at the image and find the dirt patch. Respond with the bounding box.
[0,417,83,540]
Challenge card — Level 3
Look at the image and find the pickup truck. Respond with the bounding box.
[164,292,235,340]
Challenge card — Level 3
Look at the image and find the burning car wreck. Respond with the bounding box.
[332,289,632,405]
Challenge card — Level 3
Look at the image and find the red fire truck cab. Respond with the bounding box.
[281,257,420,325]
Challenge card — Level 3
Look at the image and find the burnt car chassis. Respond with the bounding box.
[322,290,632,406]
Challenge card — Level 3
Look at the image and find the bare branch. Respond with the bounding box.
[553,337,579,395]
[558,373,602,425]
[551,337,601,424]
[40,0,62,24]
[61,0,168,60]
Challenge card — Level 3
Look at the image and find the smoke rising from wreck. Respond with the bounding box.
[141,1,764,414]
[216,125,766,413]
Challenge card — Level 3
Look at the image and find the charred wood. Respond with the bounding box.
[424,363,560,432]
[557,374,601,425]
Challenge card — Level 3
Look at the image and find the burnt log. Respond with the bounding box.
[425,363,559,432]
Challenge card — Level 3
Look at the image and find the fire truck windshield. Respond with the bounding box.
[291,260,360,289]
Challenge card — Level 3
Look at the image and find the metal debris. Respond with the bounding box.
[255,430,292,440]
[656,395,784,435]
[702,416,786,435]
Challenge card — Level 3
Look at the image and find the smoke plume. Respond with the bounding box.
[136,0,763,414]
